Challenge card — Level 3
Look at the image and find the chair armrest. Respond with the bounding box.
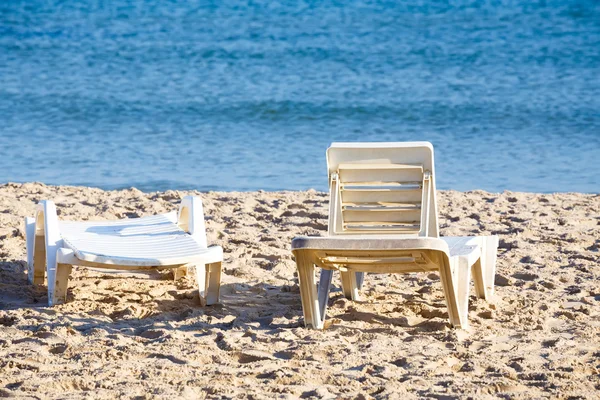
[36,200,62,248]
[178,196,208,248]
[31,200,64,285]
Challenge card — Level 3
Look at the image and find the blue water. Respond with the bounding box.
[1,1,599,193]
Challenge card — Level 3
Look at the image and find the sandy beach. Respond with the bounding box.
[0,182,598,399]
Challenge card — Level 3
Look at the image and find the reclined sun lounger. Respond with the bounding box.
[25,196,223,306]
[291,142,498,329]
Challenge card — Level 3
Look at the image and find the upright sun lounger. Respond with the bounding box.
[25,196,223,306]
[291,142,498,329]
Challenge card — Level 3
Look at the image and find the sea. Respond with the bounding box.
[1,0,599,193]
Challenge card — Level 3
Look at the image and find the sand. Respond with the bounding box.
[0,182,598,399]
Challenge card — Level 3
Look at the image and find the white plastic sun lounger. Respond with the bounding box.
[25,196,223,306]
[291,142,498,329]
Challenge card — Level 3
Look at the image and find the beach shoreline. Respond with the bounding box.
[0,183,598,398]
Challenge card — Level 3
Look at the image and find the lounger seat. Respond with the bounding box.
[59,213,222,266]
[292,235,492,272]
[293,235,456,252]
[25,196,223,306]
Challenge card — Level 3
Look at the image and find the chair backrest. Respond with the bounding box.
[326,142,439,237]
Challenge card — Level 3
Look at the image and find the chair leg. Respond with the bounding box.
[205,262,222,305]
[355,272,365,291]
[48,261,72,306]
[340,270,360,301]
[483,236,498,300]
[438,256,469,329]
[27,222,46,285]
[196,262,221,307]
[317,269,333,323]
[472,258,485,300]
[195,264,208,306]
[472,236,498,301]
[455,256,471,328]
[173,266,188,280]
[295,251,322,329]
[195,263,222,306]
